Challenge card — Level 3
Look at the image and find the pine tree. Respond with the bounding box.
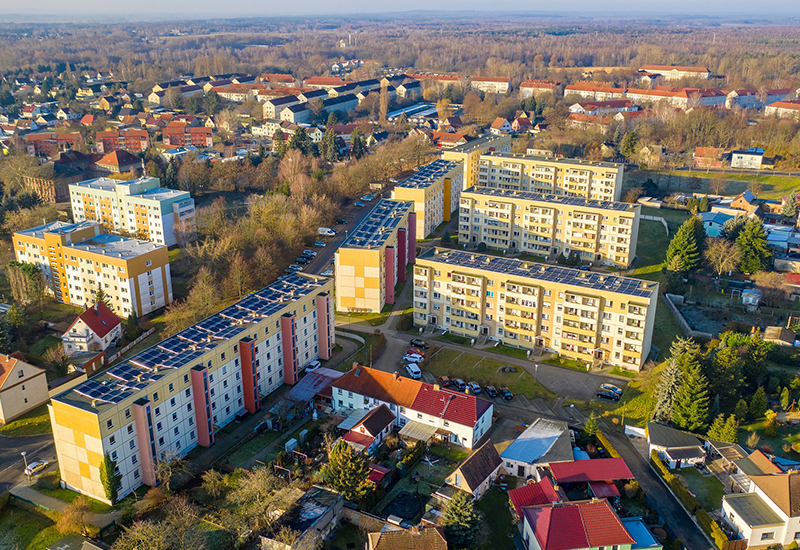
[672,362,710,432]
[442,490,482,547]
[326,112,338,127]
[584,412,599,437]
[670,337,700,359]
[320,440,370,502]
[699,195,710,213]
[126,312,139,340]
[782,192,798,219]
[734,399,749,421]
[706,414,726,441]
[710,394,720,419]
[321,128,339,163]
[620,132,638,159]
[652,358,683,423]
[93,285,113,310]
[722,215,748,241]
[272,129,287,157]
[665,218,700,271]
[736,219,771,273]
[764,410,778,438]
[782,387,791,411]
[721,415,739,443]
[351,128,365,159]
[100,452,122,504]
[750,387,768,419]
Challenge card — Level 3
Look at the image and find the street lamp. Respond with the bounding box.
[21,451,28,481]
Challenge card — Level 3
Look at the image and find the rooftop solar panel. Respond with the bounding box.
[464,186,634,212]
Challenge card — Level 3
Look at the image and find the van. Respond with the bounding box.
[405,363,422,379]
[317,227,336,237]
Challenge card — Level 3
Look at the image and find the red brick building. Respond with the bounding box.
[163,123,213,147]
[25,133,84,157]
[96,128,150,154]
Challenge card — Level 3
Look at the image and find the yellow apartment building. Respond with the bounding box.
[475,152,624,202]
[49,274,335,503]
[442,134,512,190]
[459,187,640,267]
[70,176,196,247]
[413,248,658,371]
[13,221,172,316]
[391,159,463,238]
[335,200,415,313]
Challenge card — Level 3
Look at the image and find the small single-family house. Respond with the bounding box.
[507,478,561,522]
[0,352,49,424]
[700,211,734,237]
[522,500,636,550]
[647,421,705,469]
[62,302,122,355]
[501,417,573,479]
[444,441,503,500]
[340,404,395,455]
[490,117,512,135]
[368,527,447,550]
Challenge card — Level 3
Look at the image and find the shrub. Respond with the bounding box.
[36,472,61,491]
[597,430,621,458]
[651,450,698,514]
[398,440,426,475]
[396,312,413,332]
[697,508,729,549]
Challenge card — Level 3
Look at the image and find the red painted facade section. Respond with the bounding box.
[316,293,332,360]
[281,314,298,385]
[397,228,407,282]
[190,367,214,447]
[408,212,417,264]
[385,246,396,305]
[132,401,158,486]
[239,338,260,414]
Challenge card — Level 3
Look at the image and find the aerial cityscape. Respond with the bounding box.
[2,9,800,550]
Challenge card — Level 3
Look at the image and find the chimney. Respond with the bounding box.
[91,399,97,408]
[393,372,399,380]
[433,384,440,391]
[410,526,420,536]
[352,362,359,371]
[95,302,100,315]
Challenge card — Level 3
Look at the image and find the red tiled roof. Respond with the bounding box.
[565,83,625,94]
[261,73,295,82]
[769,100,800,111]
[785,273,800,287]
[508,478,560,517]
[342,430,375,449]
[473,76,509,83]
[490,117,509,129]
[335,366,421,408]
[549,458,633,483]
[574,100,633,110]
[588,481,620,498]
[368,462,390,483]
[304,76,345,86]
[568,113,612,125]
[520,80,561,89]
[66,302,121,339]
[411,382,491,427]
[97,149,140,168]
[695,147,722,158]
[523,500,635,550]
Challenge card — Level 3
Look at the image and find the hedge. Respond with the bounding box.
[397,440,426,475]
[597,430,621,458]
[697,508,729,549]
[651,450,699,514]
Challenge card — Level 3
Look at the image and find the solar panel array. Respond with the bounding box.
[427,249,654,298]
[396,159,459,189]
[465,186,633,212]
[486,151,621,170]
[341,199,413,249]
[61,273,327,409]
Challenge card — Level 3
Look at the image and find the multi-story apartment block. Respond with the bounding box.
[639,64,710,81]
[442,134,512,190]
[471,77,511,94]
[13,221,172,316]
[475,152,624,202]
[95,129,150,154]
[335,200,416,313]
[458,187,640,267]
[332,365,493,449]
[25,132,84,157]
[48,273,335,503]
[162,124,213,148]
[391,159,463,238]
[70,176,196,247]
[413,248,658,371]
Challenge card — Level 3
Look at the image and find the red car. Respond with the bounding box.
[438,375,452,387]
[406,348,425,356]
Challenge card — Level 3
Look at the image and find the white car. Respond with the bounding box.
[405,363,422,379]
[305,360,321,372]
[24,460,49,476]
[403,354,423,363]
[321,270,334,277]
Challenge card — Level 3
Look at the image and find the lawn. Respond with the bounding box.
[0,403,52,437]
[427,348,555,400]
[428,443,470,463]
[223,430,282,469]
[476,486,518,550]
[676,466,726,513]
[628,169,800,200]
[376,458,451,518]
[543,355,589,372]
[340,331,382,371]
[491,343,531,359]
[0,503,62,550]
[336,303,394,327]
[29,335,62,356]
[325,522,367,550]
[36,484,113,513]
[739,419,800,460]
[435,333,473,346]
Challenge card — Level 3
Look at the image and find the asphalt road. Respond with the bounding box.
[0,434,57,493]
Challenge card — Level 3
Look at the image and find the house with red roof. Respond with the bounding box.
[765,100,800,120]
[507,478,562,521]
[332,365,493,449]
[94,150,141,175]
[339,404,396,455]
[549,458,634,499]
[522,500,636,550]
[490,117,512,135]
[639,64,710,81]
[163,123,213,147]
[62,302,122,355]
[565,83,626,101]
[520,80,563,98]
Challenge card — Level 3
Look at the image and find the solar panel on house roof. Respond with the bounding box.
[465,187,633,212]
[158,337,189,354]
[178,327,207,344]
[214,326,245,340]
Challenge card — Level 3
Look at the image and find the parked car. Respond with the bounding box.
[403,354,423,363]
[405,363,422,379]
[301,250,317,258]
[389,178,399,183]
[354,201,365,207]
[361,194,374,201]
[336,218,347,224]
[288,264,304,272]
[600,384,623,396]
[485,385,499,398]
[317,227,336,236]
[295,256,310,265]
[305,360,321,372]
[285,267,300,274]
[467,381,482,394]
[410,339,429,349]
[314,241,327,247]
[453,378,467,391]
[438,375,452,387]
[596,389,620,401]
[321,269,334,277]
[24,460,49,476]
[406,347,425,356]
[499,387,513,400]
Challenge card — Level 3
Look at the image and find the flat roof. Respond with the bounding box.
[419,248,657,299]
[724,493,784,528]
[52,274,330,412]
[15,220,99,240]
[134,187,192,202]
[446,134,509,154]
[500,417,573,465]
[396,159,460,189]
[482,151,622,170]
[340,199,413,250]
[70,176,158,192]
[69,233,164,260]
[463,186,636,212]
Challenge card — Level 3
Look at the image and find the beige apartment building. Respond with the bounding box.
[335,200,416,313]
[13,221,172,316]
[459,187,640,267]
[442,134,512,190]
[391,159,463,238]
[475,152,624,202]
[413,249,657,371]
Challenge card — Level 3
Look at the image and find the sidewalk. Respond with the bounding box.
[10,483,121,527]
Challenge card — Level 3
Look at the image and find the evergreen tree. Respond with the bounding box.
[782,192,798,219]
[706,414,726,441]
[734,399,749,421]
[620,132,638,159]
[722,215,748,241]
[126,312,139,340]
[0,318,11,354]
[710,394,720,419]
[781,386,791,411]
[670,337,700,359]
[320,440,370,502]
[736,219,771,273]
[707,346,745,409]
[321,128,339,163]
[288,127,312,156]
[584,412,599,437]
[665,218,700,272]
[721,415,739,443]
[272,129,287,157]
[750,387,768,419]
[699,195,710,213]
[4,304,26,343]
[164,159,179,189]
[204,90,220,115]
[690,216,707,253]
[397,112,408,126]
[652,358,683,423]
[351,128,365,159]
[326,111,338,127]
[100,452,122,504]
[442,490,482,547]
[672,362,710,432]
[764,410,778,438]
[93,285,114,310]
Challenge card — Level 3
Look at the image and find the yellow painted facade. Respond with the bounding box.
[459,187,640,268]
[390,159,463,238]
[442,134,512,190]
[413,248,657,371]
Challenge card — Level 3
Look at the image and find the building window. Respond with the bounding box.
[127,425,133,434]
[131,455,138,465]
[129,440,135,450]
[109,435,116,445]
[761,533,775,541]
[106,419,113,429]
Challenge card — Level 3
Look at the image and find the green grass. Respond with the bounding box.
[491,343,531,359]
[630,219,672,276]
[0,403,52,437]
[427,348,555,400]
[29,335,62,356]
[610,367,638,379]
[476,486,518,550]
[544,355,588,371]
[435,333,473,346]
[376,458,451,518]
[343,331,382,370]
[168,248,185,263]
[325,522,367,550]
[38,300,82,324]
[676,467,725,512]
[428,444,470,463]
[36,485,113,513]
[0,503,62,549]
[639,206,691,228]
[254,419,322,466]
[739,419,800,459]
[224,430,282,468]
[336,303,394,327]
